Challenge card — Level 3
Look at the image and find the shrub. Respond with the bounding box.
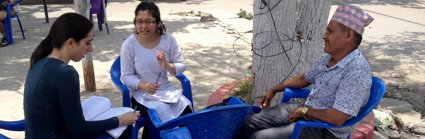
[237,9,253,20]
[232,77,253,104]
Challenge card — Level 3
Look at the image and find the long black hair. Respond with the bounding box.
[134,1,166,35]
[30,13,94,68]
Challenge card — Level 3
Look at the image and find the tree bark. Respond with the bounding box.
[74,0,96,92]
[251,0,330,105]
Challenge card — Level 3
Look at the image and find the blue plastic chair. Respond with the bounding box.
[4,0,25,45]
[282,76,386,139]
[0,121,116,139]
[0,118,115,139]
[147,100,261,139]
[89,0,109,34]
[109,56,193,139]
[0,120,25,139]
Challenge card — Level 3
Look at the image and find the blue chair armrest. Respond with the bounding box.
[113,79,130,107]
[175,74,193,103]
[0,120,25,131]
[291,120,339,139]
[281,87,311,103]
[160,127,192,139]
[147,109,163,128]
[109,56,131,107]
[227,96,245,105]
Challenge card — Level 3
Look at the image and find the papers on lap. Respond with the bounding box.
[81,96,133,139]
[142,89,183,103]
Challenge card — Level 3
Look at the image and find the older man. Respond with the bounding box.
[235,4,374,139]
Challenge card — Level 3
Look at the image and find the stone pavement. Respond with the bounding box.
[0,0,424,138]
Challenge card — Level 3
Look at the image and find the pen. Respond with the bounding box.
[133,106,138,113]
[155,73,161,84]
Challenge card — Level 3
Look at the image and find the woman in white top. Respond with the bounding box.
[120,1,192,138]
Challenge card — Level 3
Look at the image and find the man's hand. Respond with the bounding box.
[288,107,303,122]
[117,112,140,126]
[260,90,275,109]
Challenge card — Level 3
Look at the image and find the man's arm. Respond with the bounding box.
[290,69,371,126]
[305,108,349,126]
[269,73,311,93]
[261,73,311,109]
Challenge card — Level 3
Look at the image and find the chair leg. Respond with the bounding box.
[16,15,25,39]
[4,17,13,45]
[133,117,146,139]
[105,22,109,35]
[97,13,103,31]
[89,12,93,22]
[149,119,161,139]
[132,125,139,139]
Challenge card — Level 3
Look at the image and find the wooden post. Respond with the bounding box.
[42,0,49,23]
[74,0,96,92]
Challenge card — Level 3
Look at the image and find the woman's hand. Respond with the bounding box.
[144,82,159,95]
[138,82,159,95]
[156,50,168,68]
[117,112,140,126]
[260,90,275,109]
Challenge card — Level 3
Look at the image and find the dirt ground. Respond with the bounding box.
[385,85,425,118]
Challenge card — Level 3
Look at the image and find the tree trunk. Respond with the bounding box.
[251,0,330,105]
[74,0,97,92]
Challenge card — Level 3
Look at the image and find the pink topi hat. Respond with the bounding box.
[331,4,374,35]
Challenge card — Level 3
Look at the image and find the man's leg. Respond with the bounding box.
[235,103,301,139]
[251,123,340,139]
[250,123,295,139]
[298,127,340,139]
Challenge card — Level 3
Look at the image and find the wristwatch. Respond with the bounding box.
[301,106,310,120]
[301,106,309,115]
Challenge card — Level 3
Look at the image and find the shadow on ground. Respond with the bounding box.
[0,4,210,93]
[360,31,425,117]
[361,31,425,86]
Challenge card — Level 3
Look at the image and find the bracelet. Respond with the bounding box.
[303,112,311,120]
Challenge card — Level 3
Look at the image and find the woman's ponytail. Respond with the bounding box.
[29,36,53,68]
[29,13,94,68]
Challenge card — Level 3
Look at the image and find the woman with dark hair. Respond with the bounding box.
[24,13,139,139]
[120,1,192,138]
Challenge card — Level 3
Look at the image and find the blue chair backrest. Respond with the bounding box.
[160,127,192,139]
[148,104,261,139]
[90,0,103,10]
[110,56,193,108]
[343,76,386,126]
